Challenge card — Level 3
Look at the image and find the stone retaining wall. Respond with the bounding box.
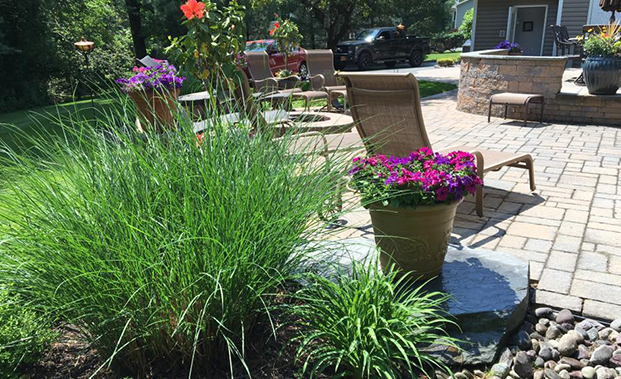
[457,49,621,126]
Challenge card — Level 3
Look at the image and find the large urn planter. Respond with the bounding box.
[129,88,180,132]
[369,201,461,280]
[583,57,621,95]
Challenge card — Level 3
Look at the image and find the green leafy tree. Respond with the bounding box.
[459,8,474,40]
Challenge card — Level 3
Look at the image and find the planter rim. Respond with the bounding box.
[369,199,463,213]
[585,56,621,60]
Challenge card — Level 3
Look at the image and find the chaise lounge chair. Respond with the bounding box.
[246,51,302,93]
[291,49,348,111]
[336,72,536,217]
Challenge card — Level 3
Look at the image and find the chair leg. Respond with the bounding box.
[525,101,529,127]
[488,101,493,123]
[476,184,484,217]
[539,100,544,124]
[327,93,332,111]
[526,156,536,191]
[504,104,508,119]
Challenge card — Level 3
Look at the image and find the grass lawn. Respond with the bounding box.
[291,80,457,109]
[425,51,462,62]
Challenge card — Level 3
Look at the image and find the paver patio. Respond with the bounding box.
[331,90,621,321]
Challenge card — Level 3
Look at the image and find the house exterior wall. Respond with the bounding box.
[560,0,590,38]
[473,0,559,55]
[454,0,475,29]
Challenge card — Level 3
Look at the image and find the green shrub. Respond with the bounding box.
[0,287,55,377]
[291,259,458,379]
[0,95,349,377]
[437,58,456,67]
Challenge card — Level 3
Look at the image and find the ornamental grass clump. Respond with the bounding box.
[0,94,348,377]
[292,258,458,379]
[349,147,482,208]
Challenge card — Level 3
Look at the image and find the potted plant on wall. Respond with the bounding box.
[116,61,185,132]
[494,40,523,55]
[349,148,482,279]
[580,23,621,95]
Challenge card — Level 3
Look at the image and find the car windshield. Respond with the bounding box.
[353,29,379,42]
[245,42,271,52]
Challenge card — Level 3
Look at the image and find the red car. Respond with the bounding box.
[244,39,308,78]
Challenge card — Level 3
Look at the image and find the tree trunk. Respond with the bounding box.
[125,0,147,59]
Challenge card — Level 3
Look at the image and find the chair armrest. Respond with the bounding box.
[309,74,325,91]
[253,77,279,92]
[276,75,301,90]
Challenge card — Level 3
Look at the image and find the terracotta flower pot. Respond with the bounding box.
[129,88,180,133]
[369,201,461,280]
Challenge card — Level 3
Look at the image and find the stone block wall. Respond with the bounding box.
[457,49,621,126]
[457,49,568,119]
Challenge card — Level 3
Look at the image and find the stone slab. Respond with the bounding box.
[309,238,530,366]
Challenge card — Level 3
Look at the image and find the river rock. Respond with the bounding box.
[516,331,533,350]
[532,332,546,341]
[598,328,615,341]
[535,357,545,368]
[575,327,589,341]
[535,371,545,379]
[582,367,597,379]
[492,363,511,379]
[499,348,514,366]
[607,331,618,344]
[569,371,583,379]
[558,370,570,379]
[568,330,585,344]
[555,364,571,373]
[587,328,600,342]
[548,326,565,340]
[559,334,579,356]
[578,346,591,360]
[611,318,621,333]
[515,352,534,379]
[590,346,613,366]
[595,368,614,379]
[560,357,585,370]
[546,361,557,370]
[613,349,621,356]
[540,348,554,361]
[609,354,621,368]
[555,309,574,325]
[455,373,469,379]
[474,370,486,377]
[533,339,541,352]
[540,318,551,326]
[545,368,562,379]
[552,349,561,361]
[537,323,550,335]
[549,340,560,349]
[462,370,474,379]
[536,308,555,320]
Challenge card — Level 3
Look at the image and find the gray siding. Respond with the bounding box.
[455,0,475,28]
[474,0,559,56]
[560,0,590,37]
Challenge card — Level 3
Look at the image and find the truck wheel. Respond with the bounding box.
[385,61,397,68]
[409,50,424,67]
[298,62,308,78]
[356,52,372,70]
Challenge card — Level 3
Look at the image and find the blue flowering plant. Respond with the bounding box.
[116,60,185,93]
[494,40,522,54]
[349,147,483,209]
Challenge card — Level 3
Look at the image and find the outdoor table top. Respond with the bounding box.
[178,91,211,104]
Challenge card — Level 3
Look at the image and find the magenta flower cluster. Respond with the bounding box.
[116,60,185,93]
[349,147,483,208]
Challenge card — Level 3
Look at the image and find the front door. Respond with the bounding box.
[510,6,547,56]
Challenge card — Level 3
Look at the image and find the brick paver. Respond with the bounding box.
[331,91,621,321]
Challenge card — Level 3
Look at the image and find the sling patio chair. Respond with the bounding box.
[304,49,348,111]
[336,71,536,217]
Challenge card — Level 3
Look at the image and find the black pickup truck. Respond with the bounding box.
[333,27,431,70]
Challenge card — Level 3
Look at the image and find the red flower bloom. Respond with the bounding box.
[269,21,280,35]
[181,0,205,20]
